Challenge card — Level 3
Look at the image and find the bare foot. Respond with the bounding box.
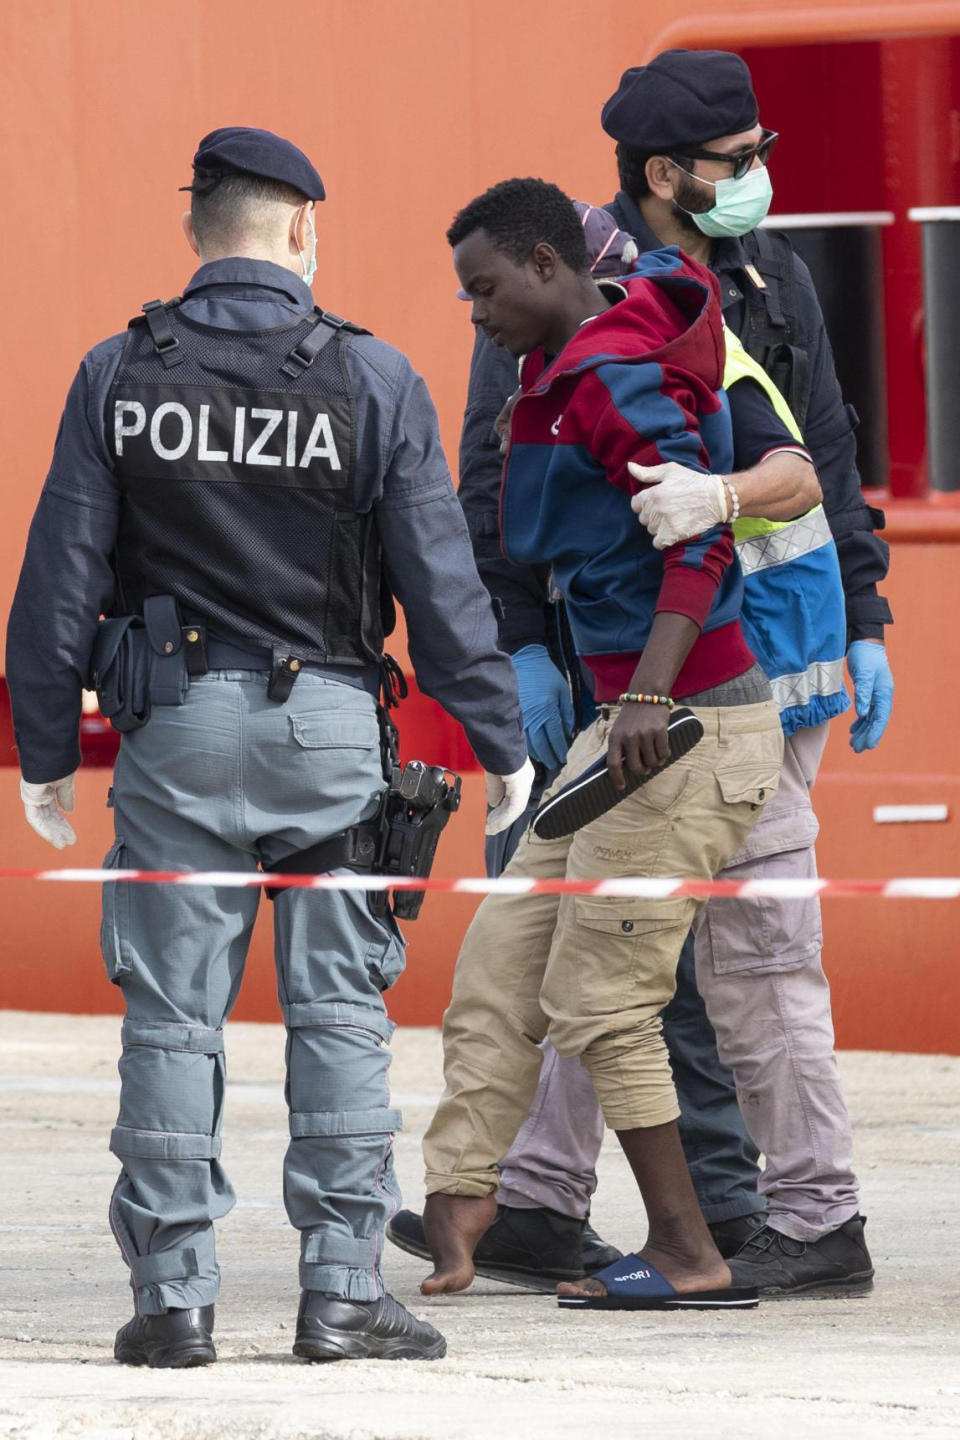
[557,1275,609,1299]
[556,1243,731,1300]
[420,1193,497,1295]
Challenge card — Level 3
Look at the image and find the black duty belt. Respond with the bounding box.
[202,638,380,698]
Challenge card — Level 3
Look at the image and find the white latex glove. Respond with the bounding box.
[628,461,728,549]
[20,772,78,850]
[484,758,535,836]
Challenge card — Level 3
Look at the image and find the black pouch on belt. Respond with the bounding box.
[142,595,189,707]
[88,596,189,733]
[88,616,151,732]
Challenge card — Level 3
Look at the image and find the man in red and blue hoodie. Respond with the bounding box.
[419,178,784,1311]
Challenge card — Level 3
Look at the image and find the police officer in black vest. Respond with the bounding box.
[6,127,531,1366]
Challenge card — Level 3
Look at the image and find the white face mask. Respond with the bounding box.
[297,207,318,286]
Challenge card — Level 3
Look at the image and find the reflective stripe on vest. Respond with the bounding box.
[770,659,846,714]
[721,325,849,732]
[737,504,833,576]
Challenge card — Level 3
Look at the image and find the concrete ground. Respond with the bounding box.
[0,1012,958,1440]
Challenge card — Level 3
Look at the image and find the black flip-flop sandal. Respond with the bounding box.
[532,709,703,840]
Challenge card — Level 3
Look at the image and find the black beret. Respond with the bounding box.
[183,126,325,201]
[601,49,758,151]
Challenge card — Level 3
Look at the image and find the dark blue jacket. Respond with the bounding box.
[7,258,525,781]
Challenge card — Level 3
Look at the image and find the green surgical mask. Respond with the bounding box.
[676,163,774,239]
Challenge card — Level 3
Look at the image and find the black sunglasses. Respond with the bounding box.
[672,129,779,182]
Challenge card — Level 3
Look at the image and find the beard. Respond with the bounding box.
[671,169,715,235]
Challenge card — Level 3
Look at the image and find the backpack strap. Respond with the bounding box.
[741,230,794,337]
[136,298,184,369]
[738,231,812,429]
[745,229,791,330]
[280,307,371,380]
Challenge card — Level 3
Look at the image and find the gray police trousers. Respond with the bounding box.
[102,671,405,1315]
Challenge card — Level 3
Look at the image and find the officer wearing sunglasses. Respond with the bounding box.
[666,128,779,236]
[600,50,893,740]
[676,127,779,183]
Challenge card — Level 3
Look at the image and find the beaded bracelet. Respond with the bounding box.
[722,475,741,523]
[618,692,675,708]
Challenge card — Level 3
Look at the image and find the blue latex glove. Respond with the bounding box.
[847,640,894,752]
[511,644,576,771]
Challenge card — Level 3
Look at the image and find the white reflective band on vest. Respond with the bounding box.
[770,659,846,713]
[736,505,833,576]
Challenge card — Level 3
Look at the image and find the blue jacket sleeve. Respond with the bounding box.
[368,349,526,775]
[457,330,552,653]
[790,254,892,644]
[6,342,123,781]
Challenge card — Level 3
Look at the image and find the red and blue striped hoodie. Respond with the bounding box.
[501,246,755,701]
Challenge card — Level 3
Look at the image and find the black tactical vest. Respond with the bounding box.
[108,299,386,667]
[738,228,811,432]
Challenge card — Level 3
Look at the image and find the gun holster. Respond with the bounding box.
[262,761,462,919]
[377,761,463,919]
[262,656,462,920]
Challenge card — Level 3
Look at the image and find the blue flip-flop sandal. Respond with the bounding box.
[557,1253,759,1311]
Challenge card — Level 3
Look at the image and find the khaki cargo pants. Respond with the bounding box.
[424,699,783,1197]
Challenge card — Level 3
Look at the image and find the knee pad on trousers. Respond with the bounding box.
[282,1000,401,1142]
[110,1020,225,1161]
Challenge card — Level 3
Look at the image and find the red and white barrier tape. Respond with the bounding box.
[0,868,959,899]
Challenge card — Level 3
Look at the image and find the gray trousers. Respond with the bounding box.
[496,725,859,1242]
[103,671,405,1315]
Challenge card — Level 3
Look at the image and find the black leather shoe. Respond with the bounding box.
[708,1212,768,1259]
[728,1214,875,1297]
[293,1289,446,1362]
[582,1219,623,1273]
[387,1204,623,1293]
[114,1305,216,1367]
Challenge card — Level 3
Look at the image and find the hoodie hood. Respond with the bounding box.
[524,245,725,397]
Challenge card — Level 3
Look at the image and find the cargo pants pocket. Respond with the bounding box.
[699,846,823,975]
[564,896,693,1018]
[364,905,407,993]
[100,838,133,983]
[704,725,784,876]
[715,761,781,816]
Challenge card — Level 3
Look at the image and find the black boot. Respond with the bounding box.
[114,1305,216,1368]
[293,1289,446,1362]
[387,1204,622,1293]
[729,1214,875,1296]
